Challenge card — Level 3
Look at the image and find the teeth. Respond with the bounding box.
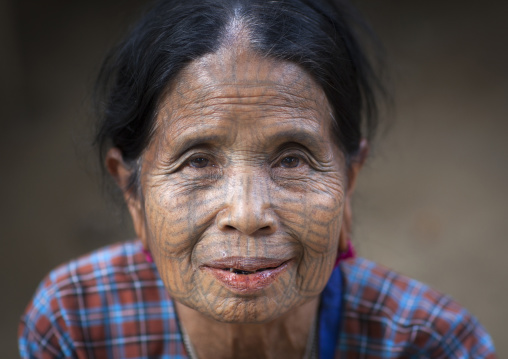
[236,270,253,275]
[223,267,275,274]
[226,268,258,274]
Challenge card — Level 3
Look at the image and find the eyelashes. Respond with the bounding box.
[180,153,221,182]
[188,156,213,169]
[279,156,300,168]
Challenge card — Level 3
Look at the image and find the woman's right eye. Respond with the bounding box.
[189,157,210,168]
[280,156,300,168]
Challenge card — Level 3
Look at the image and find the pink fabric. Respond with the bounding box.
[334,240,355,268]
[142,248,153,263]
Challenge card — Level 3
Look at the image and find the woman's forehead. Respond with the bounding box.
[153,48,334,146]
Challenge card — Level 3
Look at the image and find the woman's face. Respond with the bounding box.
[121,47,352,323]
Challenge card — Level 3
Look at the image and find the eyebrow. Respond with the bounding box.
[263,128,326,153]
[169,133,227,157]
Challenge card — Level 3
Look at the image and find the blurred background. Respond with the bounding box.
[1,0,506,357]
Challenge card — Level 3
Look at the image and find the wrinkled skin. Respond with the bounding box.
[107,42,364,358]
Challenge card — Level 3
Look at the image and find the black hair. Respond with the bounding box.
[94,0,384,190]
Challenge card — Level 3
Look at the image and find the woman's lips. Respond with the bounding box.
[202,257,291,294]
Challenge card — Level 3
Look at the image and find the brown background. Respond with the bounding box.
[1,0,507,357]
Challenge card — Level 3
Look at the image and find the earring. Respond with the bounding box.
[142,248,153,263]
[334,238,356,268]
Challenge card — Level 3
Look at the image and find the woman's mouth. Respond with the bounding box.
[225,266,278,275]
[202,257,291,294]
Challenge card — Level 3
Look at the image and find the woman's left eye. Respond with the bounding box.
[189,157,210,168]
[280,156,300,168]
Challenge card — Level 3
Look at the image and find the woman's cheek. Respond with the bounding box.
[276,173,345,243]
[275,175,344,295]
[143,176,221,252]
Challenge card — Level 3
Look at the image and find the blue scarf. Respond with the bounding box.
[318,266,343,359]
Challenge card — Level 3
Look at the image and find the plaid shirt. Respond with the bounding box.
[19,240,496,358]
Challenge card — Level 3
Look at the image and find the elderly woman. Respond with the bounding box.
[19,0,496,358]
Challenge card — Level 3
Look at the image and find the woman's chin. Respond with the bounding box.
[197,296,300,324]
[175,285,304,324]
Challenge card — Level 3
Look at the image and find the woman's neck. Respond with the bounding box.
[175,297,319,359]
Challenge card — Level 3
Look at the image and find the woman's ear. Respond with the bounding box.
[105,148,147,247]
[339,139,369,252]
[105,148,133,192]
[346,138,369,195]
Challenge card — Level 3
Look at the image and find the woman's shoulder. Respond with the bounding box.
[25,240,162,301]
[339,257,497,358]
[19,241,182,358]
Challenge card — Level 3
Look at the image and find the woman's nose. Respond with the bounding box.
[216,173,278,236]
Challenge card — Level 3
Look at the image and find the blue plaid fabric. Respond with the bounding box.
[19,240,497,358]
[338,258,496,358]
